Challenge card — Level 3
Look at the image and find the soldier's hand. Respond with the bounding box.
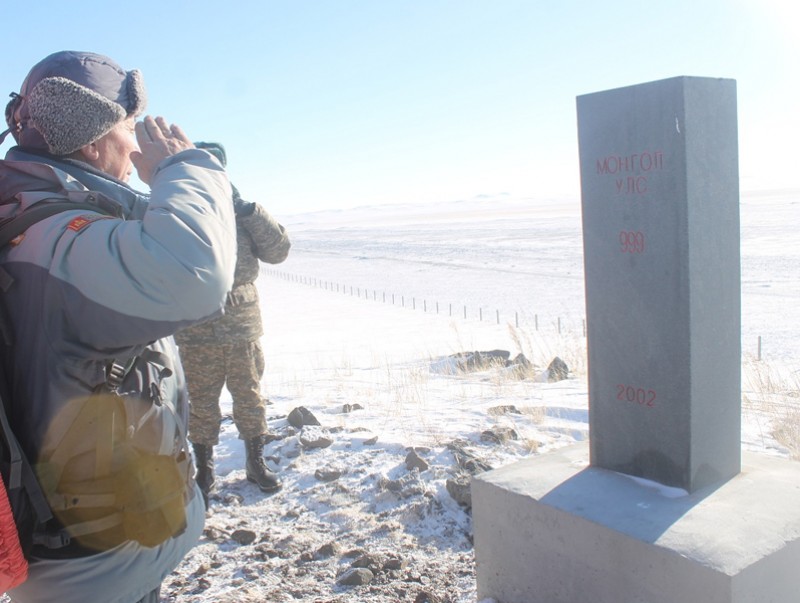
[233,196,256,217]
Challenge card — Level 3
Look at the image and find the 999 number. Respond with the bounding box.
[619,230,645,253]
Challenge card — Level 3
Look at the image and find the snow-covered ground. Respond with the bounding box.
[151,190,800,602]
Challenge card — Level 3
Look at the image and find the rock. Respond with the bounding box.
[487,404,522,416]
[254,543,280,559]
[446,476,472,507]
[447,442,493,474]
[342,403,364,413]
[299,426,334,449]
[203,526,227,542]
[351,552,382,571]
[380,472,426,498]
[192,577,211,594]
[314,468,342,481]
[336,567,374,586]
[547,356,570,381]
[315,542,340,559]
[511,352,532,369]
[220,492,244,506]
[405,449,429,472]
[230,529,257,545]
[480,427,519,444]
[287,406,321,428]
[506,352,535,379]
[347,430,380,448]
[343,548,367,558]
[383,556,408,571]
[451,349,511,372]
[192,563,210,577]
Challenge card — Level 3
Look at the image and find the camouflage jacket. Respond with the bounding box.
[175,202,290,345]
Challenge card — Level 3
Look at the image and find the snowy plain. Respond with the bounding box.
[3,191,792,603]
[157,190,800,602]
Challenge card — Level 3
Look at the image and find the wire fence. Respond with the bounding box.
[264,267,773,361]
[264,267,587,337]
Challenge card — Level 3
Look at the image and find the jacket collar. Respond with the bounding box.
[1,146,148,218]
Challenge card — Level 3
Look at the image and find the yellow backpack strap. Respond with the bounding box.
[58,513,123,539]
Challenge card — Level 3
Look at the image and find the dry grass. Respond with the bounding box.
[520,438,542,454]
[265,315,591,455]
[743,354,800,459]
[520,405,547,424]
[507,322,587,380]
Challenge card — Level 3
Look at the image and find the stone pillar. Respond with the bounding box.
[473,78,800,603]
[576,76,740,492]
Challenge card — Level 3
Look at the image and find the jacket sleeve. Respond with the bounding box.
[48,149,237,350]
[239,203,291,264]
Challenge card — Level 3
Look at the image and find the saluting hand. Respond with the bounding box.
[131,116,194,185]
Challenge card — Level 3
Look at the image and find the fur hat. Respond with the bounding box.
[2,50,147,155]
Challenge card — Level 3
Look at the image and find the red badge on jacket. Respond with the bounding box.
[67,214,109,232]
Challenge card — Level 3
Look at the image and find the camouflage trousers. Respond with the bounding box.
[179,339,269,445]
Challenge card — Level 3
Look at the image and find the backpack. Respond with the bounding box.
[0,202,96,590]
[0,201,192,590]
[0,355,49,591]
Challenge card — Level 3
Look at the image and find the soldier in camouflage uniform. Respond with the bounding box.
[175,142,291,506]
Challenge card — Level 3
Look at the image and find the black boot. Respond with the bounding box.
[192,443,215,509]
[245,437,281,493]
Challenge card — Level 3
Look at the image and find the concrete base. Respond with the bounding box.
[472,443,800,603]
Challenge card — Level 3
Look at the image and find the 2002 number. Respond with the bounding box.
[616,384,656,408]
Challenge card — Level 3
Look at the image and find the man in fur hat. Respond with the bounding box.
[0,50,237,603]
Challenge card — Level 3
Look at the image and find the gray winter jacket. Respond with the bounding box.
[0,145,235,563]
[0,144,235,450]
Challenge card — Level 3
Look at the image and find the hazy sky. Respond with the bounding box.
[1,0,796,215]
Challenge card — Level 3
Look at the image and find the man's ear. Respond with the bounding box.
[75,141,100,163]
